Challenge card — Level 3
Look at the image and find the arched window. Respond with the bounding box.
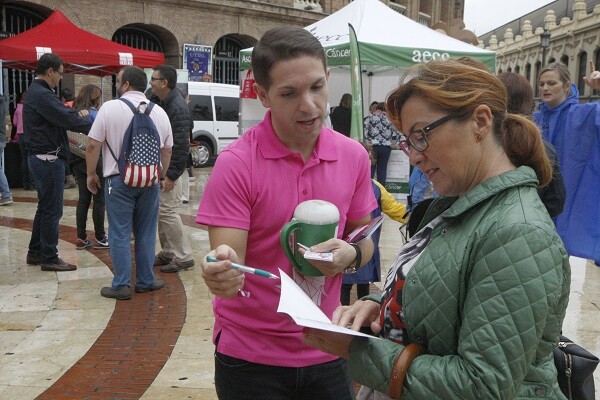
[112,25,163,98]
[534,61,542,97]
[561,55,569,67]
[594,50,600,97]
[213,36,244,85]
[113,25,163,52]
[578,52,588,96]
[0,4,44,114]
[525,63,531,82]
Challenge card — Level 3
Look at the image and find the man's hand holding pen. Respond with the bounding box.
[201,246,245,298]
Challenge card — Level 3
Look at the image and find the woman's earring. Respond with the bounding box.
[475,134,482,142]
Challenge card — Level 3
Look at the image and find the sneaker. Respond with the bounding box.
[160,259,195,273]
[95,236,110,249]
[135,279,165,293]
[100,286,132,300]
[154,253,173,267]
[41,258,77,271]
[26,255,42,265]
[0,197,13,206]
[76,238,93,250]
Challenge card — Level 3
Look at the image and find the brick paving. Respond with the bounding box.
[0,208,188,400]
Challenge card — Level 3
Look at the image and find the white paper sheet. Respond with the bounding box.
[277,269,378,338]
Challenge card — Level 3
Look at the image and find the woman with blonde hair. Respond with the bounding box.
[303,59,570,399]
[534,61,600,265]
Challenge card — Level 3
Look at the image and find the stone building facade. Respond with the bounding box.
[1,0,464,111]
[477,0,600,101]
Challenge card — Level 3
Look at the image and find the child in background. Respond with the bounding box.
[341,179,407,305]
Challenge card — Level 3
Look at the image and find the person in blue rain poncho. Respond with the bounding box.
[533,61,600,265]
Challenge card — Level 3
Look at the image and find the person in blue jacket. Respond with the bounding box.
[533,61,600,265]
[407,168,437,211]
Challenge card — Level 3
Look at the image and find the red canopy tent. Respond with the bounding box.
[0,10,165,75]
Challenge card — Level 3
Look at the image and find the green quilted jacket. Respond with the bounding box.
[348,166,570,399]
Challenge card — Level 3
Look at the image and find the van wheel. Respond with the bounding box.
[191,140,213,168]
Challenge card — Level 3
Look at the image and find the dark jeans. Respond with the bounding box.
[340,283,370,306]
[27,155,66,263]
[370,145,392,186]
[72,158,105,241]
[19,142,35,189]
[215,352,353,400]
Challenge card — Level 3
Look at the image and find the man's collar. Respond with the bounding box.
[257,110,338,162]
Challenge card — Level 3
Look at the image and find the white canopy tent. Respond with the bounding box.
[239,0,495,130]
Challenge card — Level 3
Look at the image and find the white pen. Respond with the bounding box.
[206,256,280,280]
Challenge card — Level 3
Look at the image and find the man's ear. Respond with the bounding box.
[254,82,270,108]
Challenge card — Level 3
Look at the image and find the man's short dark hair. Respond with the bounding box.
[120,66,148,92]
[153,65,177,89]
[251,26,326,90]
[35,53,63,75]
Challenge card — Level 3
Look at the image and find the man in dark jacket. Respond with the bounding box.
[150,65,195,272]
[23,53,93,271]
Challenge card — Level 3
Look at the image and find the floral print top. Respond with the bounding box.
[363,110,401,146]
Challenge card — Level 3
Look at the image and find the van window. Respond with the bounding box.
[214,96,239,122]
[189,95,212,121]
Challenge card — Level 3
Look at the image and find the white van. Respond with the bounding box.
[187,82,240,167]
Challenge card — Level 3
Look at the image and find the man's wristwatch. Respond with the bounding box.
[342,243,362,274]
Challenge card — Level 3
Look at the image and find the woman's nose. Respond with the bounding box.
[408,147,424,166]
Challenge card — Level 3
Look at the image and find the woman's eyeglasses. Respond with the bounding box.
[399,113,461,153]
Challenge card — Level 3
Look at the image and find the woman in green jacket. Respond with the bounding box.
[303,59,571,399]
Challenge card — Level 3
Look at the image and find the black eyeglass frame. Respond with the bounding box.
[150,76,165,82]
[400,113,462,153]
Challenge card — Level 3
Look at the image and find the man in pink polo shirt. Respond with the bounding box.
[196,26,376,399]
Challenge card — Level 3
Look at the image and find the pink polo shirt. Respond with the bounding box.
[196,110,376,367]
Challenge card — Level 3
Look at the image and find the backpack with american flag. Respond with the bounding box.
[107,98,161,188]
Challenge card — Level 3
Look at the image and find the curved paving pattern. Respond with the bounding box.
[0,212,187,400]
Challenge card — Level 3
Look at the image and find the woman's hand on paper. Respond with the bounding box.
[333,300,382,333]
[302,328,353,358]
[303,300,382,357]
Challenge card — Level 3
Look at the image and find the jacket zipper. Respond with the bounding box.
[558,341,573,399]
